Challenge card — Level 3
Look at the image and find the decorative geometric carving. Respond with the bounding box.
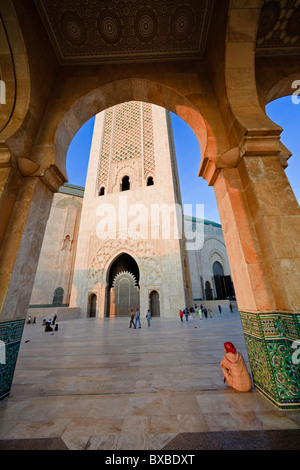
[60,11,87,46]
[0,319,25,400]
[97,108,114,191]
[170,5,195,41]
[34,0,215,64]
[97,102,156,193]
[97,10,122,45]
[112,102,142,163]
[88,238,163,289]
[240,311,300,409]
[143,103,155,181]
[112,270,138,288]
[134,8,158,43]
[256,0,300,55]
[111,271,140,317]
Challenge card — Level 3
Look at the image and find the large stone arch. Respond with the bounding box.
[28,77,229,185]
[0,0,299,409]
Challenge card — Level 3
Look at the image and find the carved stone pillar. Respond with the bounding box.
[213,140,300,409]
[0,164,65,400]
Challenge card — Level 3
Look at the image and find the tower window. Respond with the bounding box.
[99,187,105,196]
[121,176,130,191]
[147,176,154,186]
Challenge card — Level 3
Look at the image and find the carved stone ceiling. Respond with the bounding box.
[34,0,215,65]
[256,0,300,56]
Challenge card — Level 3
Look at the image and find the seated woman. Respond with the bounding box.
[220,342,252,392]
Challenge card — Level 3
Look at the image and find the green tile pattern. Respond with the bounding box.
[240,312,300,409]
[0,319,25,400]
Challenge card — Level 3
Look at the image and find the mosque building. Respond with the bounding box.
[28,102,234,320]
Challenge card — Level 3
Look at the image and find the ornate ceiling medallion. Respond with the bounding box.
[134,8,158,43]
[170,6,194,41]
[60,11,87,46]
[97,10,122,44]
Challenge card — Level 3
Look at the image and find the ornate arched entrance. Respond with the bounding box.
[105,253,140,318]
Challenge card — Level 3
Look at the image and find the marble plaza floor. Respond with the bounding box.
[0,307,299,450]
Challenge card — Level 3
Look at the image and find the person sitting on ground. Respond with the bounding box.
[220,342,252,392]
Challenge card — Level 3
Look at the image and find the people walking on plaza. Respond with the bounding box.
[208,307,212,318]
[229,302,233,312]
[198,307,203,320]
[218,305,222,314]
[220,342,252,392]
[134,308,141,329]
[203,307,207,318]
[184,308,189,321]
[146,309,152,327]
[179,310,184,322]
[129,309,135,328]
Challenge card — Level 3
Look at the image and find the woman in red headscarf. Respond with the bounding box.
[220,342,252,392]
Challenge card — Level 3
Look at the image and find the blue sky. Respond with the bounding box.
[66,96,299,225]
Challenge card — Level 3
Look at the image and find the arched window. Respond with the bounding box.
[99,187,105,196]
[213,261,224,277]
[149,290,160,317]
[88,293,97,318]
[52,287,64,306]
[121,176,130,191]
[147,176,154,186]
[212,260,234,299]
[205,281,213,300]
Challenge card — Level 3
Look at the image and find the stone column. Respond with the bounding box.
[0,164,65,400]
[214,147,300,409]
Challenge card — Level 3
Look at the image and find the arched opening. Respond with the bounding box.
[146,176,154,186]
[63,97,224,320]
[205,281,213,301]
[88,293,97,318]
[1,1,300,413]
[266,95,300,206]
[213,261,225,300]
[105,253,140,318]
[120,175,130,192]
[52,287,64,306]
[149,290,160,317]
[213,261,234,300]
[99,187,105,196]
[55,79,213,185]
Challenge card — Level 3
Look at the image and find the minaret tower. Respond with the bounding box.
[70,101,191,317]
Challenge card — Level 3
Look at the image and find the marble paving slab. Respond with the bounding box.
[0,308,299,450]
